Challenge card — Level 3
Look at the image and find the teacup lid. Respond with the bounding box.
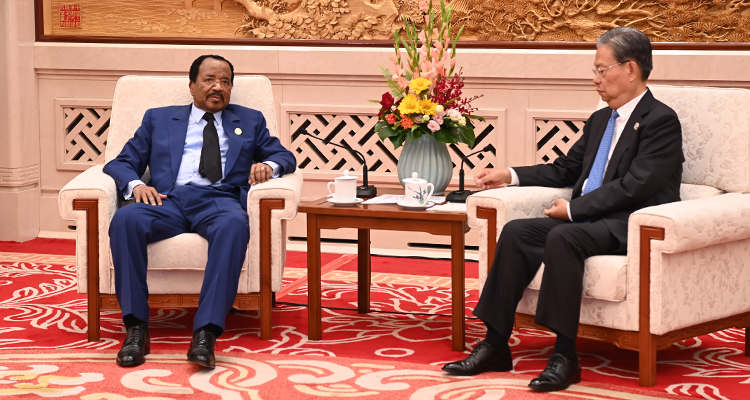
[336,170,357,180]
[402,172,426,184]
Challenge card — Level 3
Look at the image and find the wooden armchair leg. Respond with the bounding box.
[74,199,101,342]
[638,333,658,387]
[259,198,285,340]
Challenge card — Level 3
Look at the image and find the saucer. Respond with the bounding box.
[328,197,364,207]
[397,200,435,210]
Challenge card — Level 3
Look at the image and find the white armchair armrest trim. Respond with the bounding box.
[246,168,304,292]
[58,165,118,293]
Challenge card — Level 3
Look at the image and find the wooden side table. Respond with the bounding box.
[299,197,468,351]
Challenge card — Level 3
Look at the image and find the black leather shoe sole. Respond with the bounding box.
[116,345,150,367]
[442,361,512,376]
[186,349,215,369]
[528,369,581,392]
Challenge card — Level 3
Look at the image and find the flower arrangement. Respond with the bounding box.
[373,0,483,150]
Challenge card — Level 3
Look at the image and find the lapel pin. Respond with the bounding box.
[235,128,242,135]
[633,122,639,130]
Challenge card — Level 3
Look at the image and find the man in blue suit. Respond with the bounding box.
[103,55,296,369]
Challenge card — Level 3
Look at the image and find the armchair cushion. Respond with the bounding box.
[528,255,628,302]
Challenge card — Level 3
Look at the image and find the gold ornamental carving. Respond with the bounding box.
[44,0,750,42]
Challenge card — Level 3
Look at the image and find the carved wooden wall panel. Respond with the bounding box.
[55,98,113,171]
[62,107,110,164]
[40,0,750,43]
[535,119,586,164]
[290,112,497,175]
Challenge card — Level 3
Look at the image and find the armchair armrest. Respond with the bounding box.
[246,168,304,292]
[466,186,573,288]
[627,193,750,335]
[58,165,119,293]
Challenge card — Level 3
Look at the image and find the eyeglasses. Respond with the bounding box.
[592,61,629,78]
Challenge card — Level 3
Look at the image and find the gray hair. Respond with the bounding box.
[597,27,653,81]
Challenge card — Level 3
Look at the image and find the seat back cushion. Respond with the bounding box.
[599,86,750,193]
[106,75,279,163]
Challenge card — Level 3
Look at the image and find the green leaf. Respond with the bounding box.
[376,124,398,141]
[455,125,476,148]
[434,128,458,144]
[389,132,405,149]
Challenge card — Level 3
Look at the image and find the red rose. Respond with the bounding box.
[380,92,395,110]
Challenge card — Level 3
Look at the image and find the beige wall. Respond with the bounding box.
[1,0,41,242]
[5,0,750,256]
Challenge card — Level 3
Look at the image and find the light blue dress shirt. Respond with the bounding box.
[125,104,279,199]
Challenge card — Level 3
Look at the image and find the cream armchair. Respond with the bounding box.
[58,76,303,341]
[467,85,750,386]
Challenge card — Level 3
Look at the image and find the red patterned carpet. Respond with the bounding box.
[0,239,747,399]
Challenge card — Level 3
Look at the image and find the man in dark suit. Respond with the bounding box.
[442,27,684,392]
[103,55,296,369]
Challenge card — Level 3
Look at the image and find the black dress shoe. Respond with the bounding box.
[187,328,216,368]
[528,353,581,392]
[116,324,150,367]
[442,341,513,376]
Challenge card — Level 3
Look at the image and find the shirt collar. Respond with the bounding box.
[190,103,223,126]
[613,89,647,122]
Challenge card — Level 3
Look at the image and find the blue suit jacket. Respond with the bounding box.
[103,104,297,210]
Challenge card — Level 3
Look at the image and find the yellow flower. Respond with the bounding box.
[419,99,438,115]
[409,77,432,93]
[398,93,421,115]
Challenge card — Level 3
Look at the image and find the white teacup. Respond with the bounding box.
[327,170,358,202]
[402,172,434,206]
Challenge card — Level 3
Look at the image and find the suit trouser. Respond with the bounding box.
[473,217,621,341]
[109,184,250,332]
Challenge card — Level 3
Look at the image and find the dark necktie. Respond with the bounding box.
[583,110,619,195]
[199,112,222,183]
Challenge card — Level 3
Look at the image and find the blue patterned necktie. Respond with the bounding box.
[582,110,619,195]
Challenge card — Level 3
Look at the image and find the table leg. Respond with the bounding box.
[307,214,322,340]
[451,221,466,351]
[357,229,371,314]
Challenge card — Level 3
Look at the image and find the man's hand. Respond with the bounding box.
[544,198,569,220]
[133,184,167,206]
[474,168,512,189]
[249,162,273,185]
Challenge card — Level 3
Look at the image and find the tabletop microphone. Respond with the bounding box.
[446,145,493,203]
[298,131,377,198]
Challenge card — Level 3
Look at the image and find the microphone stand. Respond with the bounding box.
[446,145,493,203]
[299,131,377,198]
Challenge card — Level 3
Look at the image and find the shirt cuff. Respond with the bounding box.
[263,161,280,178]
[125,180,146,200]
[567,202,573,222]
[508,168,520,186]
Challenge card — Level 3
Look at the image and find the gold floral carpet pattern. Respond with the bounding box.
[0,239,746,399]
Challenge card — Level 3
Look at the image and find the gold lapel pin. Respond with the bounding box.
[235,128,242,135]
[633,122,639,130]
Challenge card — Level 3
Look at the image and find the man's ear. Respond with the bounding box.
[188,81,195,96]
[628,62,640,83]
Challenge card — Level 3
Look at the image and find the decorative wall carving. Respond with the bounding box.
[62,107,110,165]
[42,0,750,43]
[290,112,496,176]
[0,166,41,188]
[535,119,586,164]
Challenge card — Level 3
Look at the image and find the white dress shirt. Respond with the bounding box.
[508,89,647,221]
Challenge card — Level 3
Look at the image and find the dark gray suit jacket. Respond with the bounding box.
[514,89,684,251]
